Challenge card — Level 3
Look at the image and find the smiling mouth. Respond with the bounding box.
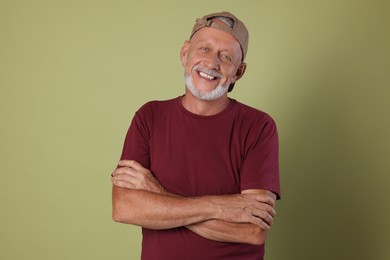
[192,65,222,81]
[199,70,223,82]
[199,71,215,80]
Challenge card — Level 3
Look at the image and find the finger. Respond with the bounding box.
[118,160,145,171]
[242,208,270,230]
[243,196,276,217]
[111,166,131,177]
[260,212,274,226]
[261,204,276,217]
[248,208,274,226]
[257,203,276,217]
[254,194,275,207]
[112,174,139,185]
[117,160,136,168]
[241,193,273,207]
[269,206,276,217]
[266,214,274,226]
[258,219,270,230]
[112,180,135,189]
[250,215,270,230]
[113,166,141,178]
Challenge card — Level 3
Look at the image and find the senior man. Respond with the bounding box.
[111,11,281,260]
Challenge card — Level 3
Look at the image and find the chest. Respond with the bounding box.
[149,116,244,196]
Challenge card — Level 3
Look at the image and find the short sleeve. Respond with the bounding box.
[119,103,152,169]
[240,116,281,199]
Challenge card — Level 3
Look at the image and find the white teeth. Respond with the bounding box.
[199,71,215,80]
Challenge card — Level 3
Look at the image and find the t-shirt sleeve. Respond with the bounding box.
[119,103,151,169]
[240,115,281,199]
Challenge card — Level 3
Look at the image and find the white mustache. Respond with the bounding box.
[193,65,223,78]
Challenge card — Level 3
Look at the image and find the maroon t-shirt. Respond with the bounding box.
[120,96,280,260]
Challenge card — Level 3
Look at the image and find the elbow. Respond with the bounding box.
[112,201,135,223]
[111,187,144,225]
[248,228,267,245]
[112,190,121,222]
[251,234,266,246]
[112,206,123,223]
[112,189,131,223]
[112,201,124,223]
[112,196,135,224]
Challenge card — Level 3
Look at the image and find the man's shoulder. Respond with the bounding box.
[135,97,180,119]
[148,96,179,106]
[138,97,179,111]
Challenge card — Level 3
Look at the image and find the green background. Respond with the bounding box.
[1,0,389,259]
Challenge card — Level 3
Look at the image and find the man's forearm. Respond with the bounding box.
[112,161,276,233]
[114,186,268,245]
[112,186,215,229]
[186,219,267,245]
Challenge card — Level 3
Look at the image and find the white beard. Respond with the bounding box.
[184,72,229,101]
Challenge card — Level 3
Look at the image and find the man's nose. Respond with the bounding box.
[205,54,220,71]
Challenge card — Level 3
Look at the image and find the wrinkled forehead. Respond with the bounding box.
[189,26,243,62]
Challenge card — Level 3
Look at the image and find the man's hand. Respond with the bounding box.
[207,193,276,230]
[111,160,168,195]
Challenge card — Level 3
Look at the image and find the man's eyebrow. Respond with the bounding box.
[193,40,211,45]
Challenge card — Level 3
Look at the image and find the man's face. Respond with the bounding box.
[180,27,246,101]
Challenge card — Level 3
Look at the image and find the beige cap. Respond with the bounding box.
[190,11,249,61]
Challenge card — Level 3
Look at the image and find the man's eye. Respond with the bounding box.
[200,47,209,52]
[221,54,231,61]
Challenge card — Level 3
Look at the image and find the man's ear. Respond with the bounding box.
[234,62,247,81]
[180,40,190,66]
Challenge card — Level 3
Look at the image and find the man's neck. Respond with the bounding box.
[181,92,231,116]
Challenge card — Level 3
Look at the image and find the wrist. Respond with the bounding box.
[198,195,224,220]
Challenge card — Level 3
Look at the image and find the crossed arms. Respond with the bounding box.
[111,160,277,245]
